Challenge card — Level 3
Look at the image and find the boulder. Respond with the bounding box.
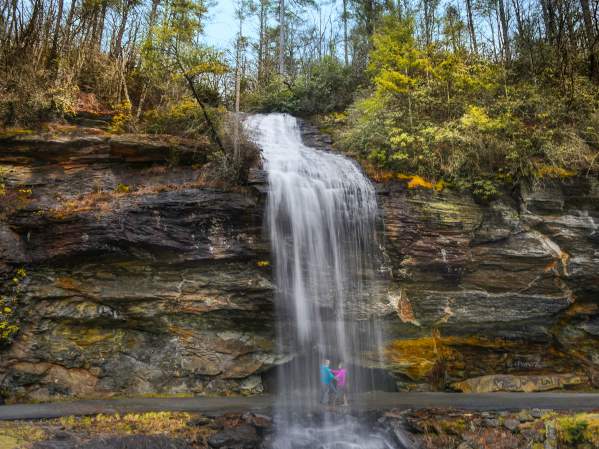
[32,435,194,449]
[207,425,260,449]
[451,373,587,393]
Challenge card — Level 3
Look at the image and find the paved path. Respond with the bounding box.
[1,392,598,420]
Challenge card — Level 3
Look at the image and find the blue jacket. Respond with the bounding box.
[320,365,334,385]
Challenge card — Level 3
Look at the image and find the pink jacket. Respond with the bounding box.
[332,369,347,387]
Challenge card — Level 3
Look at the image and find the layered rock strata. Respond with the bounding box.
[0,125,597,401]
[0,130,276,401]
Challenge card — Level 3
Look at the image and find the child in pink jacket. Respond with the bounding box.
[332,362,348,406]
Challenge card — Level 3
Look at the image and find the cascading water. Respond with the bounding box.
[245,114,395,449]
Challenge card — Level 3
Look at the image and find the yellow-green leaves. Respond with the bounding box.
[185,61,228,78]
[1,267,27,343]
[369,17,429,97]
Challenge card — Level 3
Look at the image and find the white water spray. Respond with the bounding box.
[245,114,393,449]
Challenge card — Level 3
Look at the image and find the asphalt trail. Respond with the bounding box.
[1,392,598,420]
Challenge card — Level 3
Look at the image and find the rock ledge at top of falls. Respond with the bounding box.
[0,127,598,402]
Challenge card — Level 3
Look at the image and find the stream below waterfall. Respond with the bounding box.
[245,114,403,449]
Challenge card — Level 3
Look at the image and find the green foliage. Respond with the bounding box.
[115,183,130,193]
[292,57,355,115]
[0,167,6,197]
[0,295,18,342]
[142,98,223,138]
[140,0,227,86]
[247,57,355,115]
[0,61,78,126]
[1,267,27,345]
[560,419,587,445]
[139,0,229,151]
[556,414,599,446]
[245,76,298,113]
[369,17,428,99]
[470,180,500,203]
[110,101,133,133]
[333,13,599,191]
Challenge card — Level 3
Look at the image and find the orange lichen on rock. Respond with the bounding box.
[364,165,445,191]
[536,165,576,178]
[55,277,82,291]
[386,335,516,381]
[386,336,456,380]
[407,175,434,189]
[393,290,420,326]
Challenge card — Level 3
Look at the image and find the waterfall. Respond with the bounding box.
[245,114,393,449]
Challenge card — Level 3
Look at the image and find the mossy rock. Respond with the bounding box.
[0,435,19,449]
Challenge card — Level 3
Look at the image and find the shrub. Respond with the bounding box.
[115,183,130,193]
[142,99,225,139]
[247,57,356,116]
[110,101,133,133]
[325,14,599,191]
[0,61,78,126]
[0,267,27,346]
[556,414,596,446]
[291,56,355,115]
[245,76,298,113]
[0,295,19,343]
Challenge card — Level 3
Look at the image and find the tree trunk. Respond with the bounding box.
[497,0,510,62]
[465,0,478,54]
[63,0,76,48]
[489,9,498,61]
[135,0,160,119]
[136,84,147,119]
[580,0,599,80]
[20,0,42,50]
[258,0,265,80]
[176,56,225,152]
[278,0,285,74]
[364,0,375,36]
[423,0,435,47]
[88,1,105,50]
[343,0,349,65]
[234,5,243,164]
[113,0,132,58]
[148,0,160,28]
[47,0,64,69]
[512,0,535,80]
[540,0,556,44]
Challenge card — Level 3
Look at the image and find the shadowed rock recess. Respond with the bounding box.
[0,126,598,402]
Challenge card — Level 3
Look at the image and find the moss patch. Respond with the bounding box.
[0,421,47,448]
[386,335,517,381]
[0,128,34,139]
[556,413,599,446]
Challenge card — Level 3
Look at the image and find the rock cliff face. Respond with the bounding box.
[0,131,276,401]
[380,178,599,391]
[0,126,597,402]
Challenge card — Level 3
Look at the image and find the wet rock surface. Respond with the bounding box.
[0,131,275,401]
[379,177,599,391]
[0,128,598,401]
[33,435,194,449]
[381,407,599,449]
[207,424,259,448]
[2,408,598,449]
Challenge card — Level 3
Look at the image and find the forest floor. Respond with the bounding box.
[1,392,598,420]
